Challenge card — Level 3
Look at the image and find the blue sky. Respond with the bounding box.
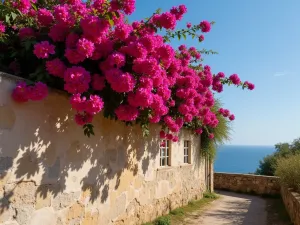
[129,0,300,146]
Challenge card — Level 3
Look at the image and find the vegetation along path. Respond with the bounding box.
[181,191,291,225]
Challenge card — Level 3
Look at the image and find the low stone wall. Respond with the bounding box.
[281,186,300,225]
[214,172,280,195]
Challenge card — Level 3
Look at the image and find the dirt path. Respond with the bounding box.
[183,191,267,225]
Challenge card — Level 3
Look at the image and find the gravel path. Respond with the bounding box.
[184,191,267,225]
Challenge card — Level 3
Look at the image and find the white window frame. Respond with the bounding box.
[184,140,191,164]
[160,139,171,166]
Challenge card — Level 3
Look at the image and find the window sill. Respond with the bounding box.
[157,164,193,171]
[156,166,174,171]
[180,164,193,168]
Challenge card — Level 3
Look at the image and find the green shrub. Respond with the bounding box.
[154,216,170,225]
[256,139,300,176]
[203,191,218,199]
[256,154,278,176]
[170,208,184,216]
[275,154,300,192]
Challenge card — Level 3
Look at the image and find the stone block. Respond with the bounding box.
[134,175,143,189]
[52,192,81,210]
[110,192,126,220]
[66,202,85,223]
[35,192,51,210]
[81,211,100,225]
[10,182,36,206]
[29,207,57,225]
[15,206,35,225]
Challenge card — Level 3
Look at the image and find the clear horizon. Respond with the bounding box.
[130,0,300,146]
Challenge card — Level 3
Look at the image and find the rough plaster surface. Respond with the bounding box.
[0,72,211,225]
[214,172,280,195]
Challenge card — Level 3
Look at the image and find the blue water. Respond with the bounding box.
[214,145,276,174]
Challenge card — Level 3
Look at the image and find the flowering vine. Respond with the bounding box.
[0,0,254,141]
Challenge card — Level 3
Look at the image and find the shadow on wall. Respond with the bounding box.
[0,85,160,215]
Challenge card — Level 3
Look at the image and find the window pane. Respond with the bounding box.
[161,157,166,166]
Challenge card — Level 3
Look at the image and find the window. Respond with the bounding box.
[160,140,171,166]
[184,140,191,164]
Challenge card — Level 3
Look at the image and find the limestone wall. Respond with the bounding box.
[0,72,210,225]
[214,172,280,195]
[281,186,300,225]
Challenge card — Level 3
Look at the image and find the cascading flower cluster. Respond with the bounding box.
[0,0,254,140]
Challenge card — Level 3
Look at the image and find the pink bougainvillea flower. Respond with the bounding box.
[115,104,139,121]
[152,12,177,30]
[75,112,94,126]
[64,66,91,94]
[12,0,31,14]
[0,21,6,33]
[33,41,55,59]
[66,33,80,48]
[199,35,205,42]
[159,130,166,139]
[208,133,214,139]
[70,94,87,112]
[105,69,136,93]
[92,74,106,91]
[172,136,179,142]
[65,49,86,64]
[199,20,211,33]
[49,23,70,42]
[195,128,203,134]
[11,81,30,103]
[46,58,66,78]
[244,81,255,90]
[229,114,235,121]
[85,95,104,115]
[166,133,173,140]
[37,8,54,27]
[80,16,110,43]
[160,141,166,147]
[229,74,241,85]
[186,22,192,28]
[28,82,48,101]
[76,38,95,58]
[19,27,35,40]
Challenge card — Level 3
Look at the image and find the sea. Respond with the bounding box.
[214,145,276,174]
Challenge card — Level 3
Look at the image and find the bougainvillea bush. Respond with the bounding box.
[0,0,254,142]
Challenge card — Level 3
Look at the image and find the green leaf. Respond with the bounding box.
[182,33,187,40]
[5,15,10,24]
[11,12,17,21]
[177,33,181,40]
[31,4,37,11]
[108,19,114,26]
[114,11,120,18]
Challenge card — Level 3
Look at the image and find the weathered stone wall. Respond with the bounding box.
[214,172,280,195]
[0,72,210,225]
[281,186,300,225]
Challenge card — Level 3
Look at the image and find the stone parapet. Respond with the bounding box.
[214,172,280,195]
[281,186,300,225]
